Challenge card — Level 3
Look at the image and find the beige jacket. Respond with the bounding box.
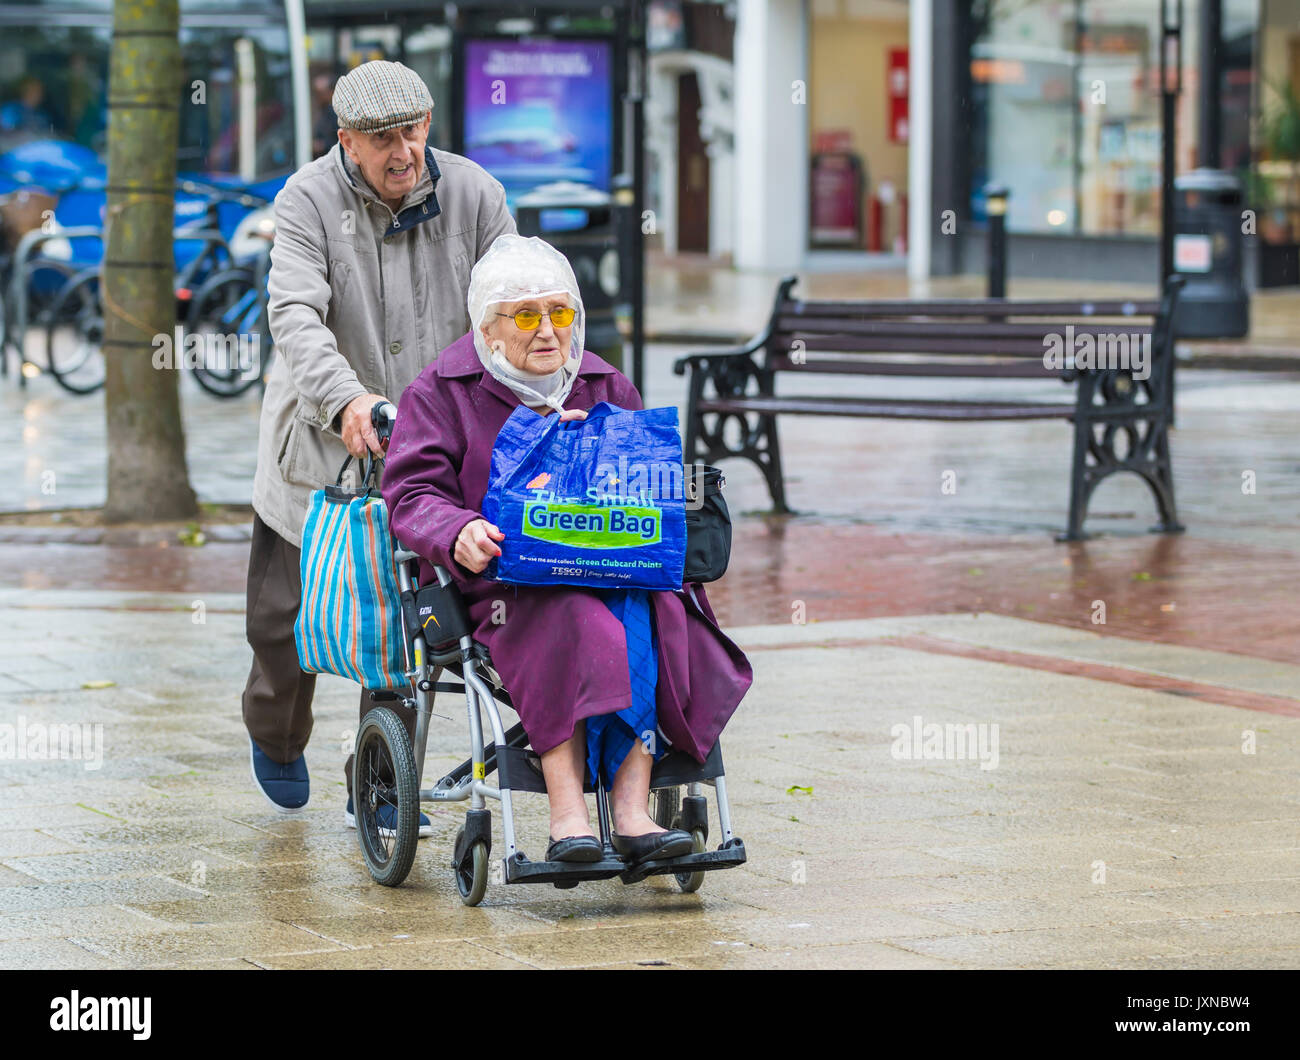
[252,144,516,547]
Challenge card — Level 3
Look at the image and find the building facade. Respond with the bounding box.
[695,0,1294,286]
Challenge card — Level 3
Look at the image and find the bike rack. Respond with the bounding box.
[4,225,101,386]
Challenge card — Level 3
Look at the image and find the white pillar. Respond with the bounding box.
[734,0,809,271]
[907,0,932,282]
[646,63,679,255]
[707,138,735,259]
[284,0,312,169]
[697,57,736,261]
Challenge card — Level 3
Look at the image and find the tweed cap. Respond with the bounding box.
[333,61,433,133]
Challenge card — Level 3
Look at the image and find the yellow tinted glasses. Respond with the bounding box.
[496,306,576,331]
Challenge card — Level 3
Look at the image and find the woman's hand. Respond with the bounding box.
[454,518,505,574]
[557,408,587,422]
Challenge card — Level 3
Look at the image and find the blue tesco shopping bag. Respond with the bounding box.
[481,403,687,590]
[294,457,406,690]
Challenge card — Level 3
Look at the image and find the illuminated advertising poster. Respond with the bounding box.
[462,38,612,210]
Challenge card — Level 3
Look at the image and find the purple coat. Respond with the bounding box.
[380,331,752,760]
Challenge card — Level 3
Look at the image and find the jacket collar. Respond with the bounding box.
[335,143,442,232]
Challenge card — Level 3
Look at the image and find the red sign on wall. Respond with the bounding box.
[888,48,909,144]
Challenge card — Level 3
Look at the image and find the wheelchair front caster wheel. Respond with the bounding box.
[675,828,707,894]
[454,830,489,906]
[652,787,707,893]
[354,707,420,888]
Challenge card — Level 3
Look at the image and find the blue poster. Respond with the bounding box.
[462,38,612,210]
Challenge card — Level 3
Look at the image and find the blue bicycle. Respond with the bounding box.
[183,235,274,397]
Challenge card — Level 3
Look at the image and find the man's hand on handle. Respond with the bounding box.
[341,394,390,459]
[455,519,505,574]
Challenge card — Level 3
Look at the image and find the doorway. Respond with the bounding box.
[676,71,710,253]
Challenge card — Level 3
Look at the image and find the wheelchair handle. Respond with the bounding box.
[372,400,397,444]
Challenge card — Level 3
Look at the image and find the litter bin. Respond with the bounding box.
[515,181,623,373]
[1171,169,1249,338]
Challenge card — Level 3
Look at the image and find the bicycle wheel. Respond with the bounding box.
[44,268,105,395]
[23,257,79,327]
[186,267,265,397]
[353,707,420,888]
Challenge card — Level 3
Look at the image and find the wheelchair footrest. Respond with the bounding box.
[619,838,747,885]
[504,851,627,886]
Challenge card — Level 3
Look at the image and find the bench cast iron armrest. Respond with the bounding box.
[673,274,798,378]
[673,333,768,377]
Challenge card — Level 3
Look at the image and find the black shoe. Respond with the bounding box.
[545,835,603,863]
[611,829,693,865]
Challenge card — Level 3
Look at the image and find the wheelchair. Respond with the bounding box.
[351,404,747,905]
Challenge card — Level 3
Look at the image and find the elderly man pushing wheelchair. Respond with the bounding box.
[243,60,515,830]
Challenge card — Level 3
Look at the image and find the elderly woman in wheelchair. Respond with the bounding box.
[368,235,751,900]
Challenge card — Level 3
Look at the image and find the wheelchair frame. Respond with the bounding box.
[350,542,748,904]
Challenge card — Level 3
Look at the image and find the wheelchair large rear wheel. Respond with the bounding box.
[652,787,706,893]
[354,707,419,888]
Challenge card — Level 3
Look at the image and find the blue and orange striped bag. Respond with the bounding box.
[294,455,406,691]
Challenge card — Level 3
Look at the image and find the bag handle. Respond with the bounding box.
[334,452,382,492]
[556,400,623,429]
[328,402,395,498]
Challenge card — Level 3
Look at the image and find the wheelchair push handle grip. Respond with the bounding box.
[332,401,395,490]
[371,401,397,445]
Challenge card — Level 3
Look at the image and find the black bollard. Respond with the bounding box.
[985,184,1009,299]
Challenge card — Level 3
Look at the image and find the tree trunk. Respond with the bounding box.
[102,0,197,523]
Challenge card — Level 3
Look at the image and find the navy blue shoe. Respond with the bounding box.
[249,738,309,813]
[345,796,433,838]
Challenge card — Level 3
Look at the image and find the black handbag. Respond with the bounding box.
[683,464,731,583]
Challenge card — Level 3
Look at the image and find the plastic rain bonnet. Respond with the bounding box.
[467,234,585,412]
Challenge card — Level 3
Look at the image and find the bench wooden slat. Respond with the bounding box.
[784,299,1161,319]
[697,395,1076,420]
[769,334,1076,357]
[772,316,1155,340]
[767,356,1067,378]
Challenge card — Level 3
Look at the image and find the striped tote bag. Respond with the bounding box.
[294,458,406,691]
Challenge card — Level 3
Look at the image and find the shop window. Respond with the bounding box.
[970,0,1257,238]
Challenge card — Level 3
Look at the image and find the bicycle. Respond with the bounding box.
[42,182,274,396]
[183,235,274,397]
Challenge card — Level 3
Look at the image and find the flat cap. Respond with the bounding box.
[333,60,433,133]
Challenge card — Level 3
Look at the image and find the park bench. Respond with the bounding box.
[672,275,1186,540]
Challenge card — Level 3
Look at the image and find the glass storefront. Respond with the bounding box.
[0,2,297,180]
[177,25,296,176]
[969,0,1259,237]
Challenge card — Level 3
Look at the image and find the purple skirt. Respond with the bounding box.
[416,558,752,761]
